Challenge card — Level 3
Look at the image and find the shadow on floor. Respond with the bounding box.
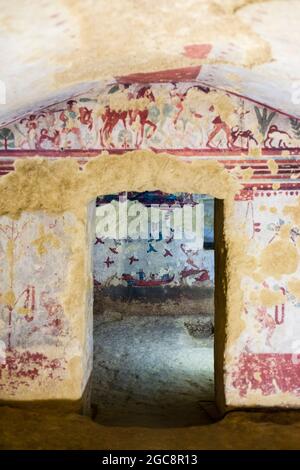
[2,407,300,449]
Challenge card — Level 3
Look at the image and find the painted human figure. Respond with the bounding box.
[59,100,83,148]
[128,87,157,147]
[40,291,65,337]
[255,306,276,347]
[206,106,233,149]
[100,105,127,148]
[170,88,187,126]
[138,269,145,280]
[20,114,40,149]
[170,86,203,127]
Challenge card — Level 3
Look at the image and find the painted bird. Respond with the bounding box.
[104,257,114,268]
[95,237,105,245]
[147,243,158,253]
[163,249,173,257]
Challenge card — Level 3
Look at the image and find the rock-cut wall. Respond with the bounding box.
[1,81,300,410]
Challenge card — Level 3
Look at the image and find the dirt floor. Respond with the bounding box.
[2,306,298,450]
[92,312,214,427]
[1,406,300,450]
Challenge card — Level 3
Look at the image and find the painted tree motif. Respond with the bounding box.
[0,128,14,150]
[290,118,300,139]
[0,220,32,350]
[254,106,276,137]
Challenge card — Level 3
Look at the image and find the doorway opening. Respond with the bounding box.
[92,191,219,427]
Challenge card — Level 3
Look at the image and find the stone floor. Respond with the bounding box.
[92,312,214,427]
[1,406,300,450]
[3,308,300,450]
[1,312,300,450]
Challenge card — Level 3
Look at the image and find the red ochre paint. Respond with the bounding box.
[183,44,212,59]
[232,353,300,397]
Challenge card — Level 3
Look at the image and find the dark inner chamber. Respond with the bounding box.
[92,191,215,427]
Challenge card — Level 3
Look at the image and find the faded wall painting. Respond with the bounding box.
[0,82,299,170]
[0,211,83,399]
[93,191,214,315]
[1,79,300,407]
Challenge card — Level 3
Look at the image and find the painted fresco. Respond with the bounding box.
[0,82,299,160]
[227,191,300,402]
[1,80,300,405]
[93,192,214,291]
[0,212,77,397]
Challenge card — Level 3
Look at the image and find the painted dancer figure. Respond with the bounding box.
[170,88,187,126]
[170,85,204,126]
[19,114,41,149]
[100,105,127,148]
[255,306,276,347]
[207,107,233,149]
[59,100,83,148]
[128,87,157,147]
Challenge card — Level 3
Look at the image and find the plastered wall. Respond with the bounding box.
[93,192,214,316]
[1,81,300,410]
[94,194,214,285]
[0,209,92,402]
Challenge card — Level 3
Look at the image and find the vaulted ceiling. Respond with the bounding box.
[0,0,299,123]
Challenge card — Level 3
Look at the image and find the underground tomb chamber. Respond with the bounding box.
[91,191,218,426]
